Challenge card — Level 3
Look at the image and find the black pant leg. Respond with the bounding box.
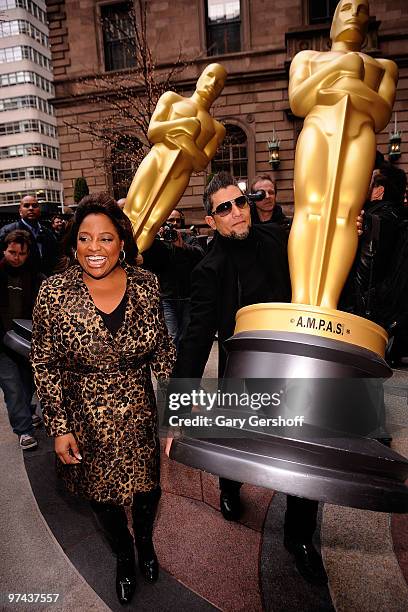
[284,495,318,543]
[90,500,134,555]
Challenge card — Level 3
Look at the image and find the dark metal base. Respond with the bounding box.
[224,330,391,378]
[171,330,408,513]
[171,430,408,513]
[4,319,32,359]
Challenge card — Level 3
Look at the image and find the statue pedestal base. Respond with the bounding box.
[234,302,389,358]
[170,305,408,512]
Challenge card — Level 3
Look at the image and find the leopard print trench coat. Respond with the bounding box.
[31,264,176,505]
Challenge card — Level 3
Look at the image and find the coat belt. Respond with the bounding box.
[63,357,147,374]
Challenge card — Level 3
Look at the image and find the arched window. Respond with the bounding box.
[110,136,141,201]
[211,124,248,180]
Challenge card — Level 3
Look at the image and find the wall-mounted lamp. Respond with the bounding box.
[267,129,280,170]
[237,179,247,192]
[388,113,402,162]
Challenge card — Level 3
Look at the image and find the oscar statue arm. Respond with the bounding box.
[203,120,226,162]
[180,119,226,172]
[375,59,398,132]
[190,120,226,172]
[289,51,363,117]
[147,91,201,145]
[321,62,396,132]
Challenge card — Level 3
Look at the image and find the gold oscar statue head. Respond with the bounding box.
[330,0,369,48]
[195,63,227,107]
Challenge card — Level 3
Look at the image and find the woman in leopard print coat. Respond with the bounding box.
[31,194,176,604]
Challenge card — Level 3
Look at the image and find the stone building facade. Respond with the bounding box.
[0,0,63,212]
[46,0,408,224]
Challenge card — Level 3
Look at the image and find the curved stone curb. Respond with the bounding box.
[0,398,110,612]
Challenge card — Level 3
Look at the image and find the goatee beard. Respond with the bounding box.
[228,229,250,240]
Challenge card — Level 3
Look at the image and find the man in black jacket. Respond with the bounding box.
[174,172,326,585]
[0,230,45,450]
[0,195,58,276]
[143,209,204,350]
[249,174,291,230]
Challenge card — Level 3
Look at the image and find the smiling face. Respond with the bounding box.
[330,0,369,45]
[205,185,251,239]
[196,63,227,104]
[52,216,64,232]
[76,213,123,278]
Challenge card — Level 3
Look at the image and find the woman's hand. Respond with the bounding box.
[55,433,82,465]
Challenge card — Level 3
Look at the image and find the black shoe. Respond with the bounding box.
[376,436,392,448]
[284,539,328,585]
[89,501,137,605]
[116,553,137,605]
[220,491,242,521]
[137,541,159,583]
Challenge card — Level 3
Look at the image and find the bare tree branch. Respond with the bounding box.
[64,0,191,196]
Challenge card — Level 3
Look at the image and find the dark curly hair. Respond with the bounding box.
[60,192,138,268]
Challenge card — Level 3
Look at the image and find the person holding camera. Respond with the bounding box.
[142,209,204,351]
[249,174,291,231]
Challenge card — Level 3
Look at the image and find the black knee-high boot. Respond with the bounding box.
[132,487,161,583]
[90,500,137,604]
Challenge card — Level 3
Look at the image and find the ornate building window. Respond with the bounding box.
[211,124,248,179]
[101,2,136,71]
[206,0,241,56]
[309,0,337,24]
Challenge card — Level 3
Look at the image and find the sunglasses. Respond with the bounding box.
[210,195,248,217]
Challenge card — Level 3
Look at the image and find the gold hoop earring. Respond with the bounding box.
[74,250,77,260]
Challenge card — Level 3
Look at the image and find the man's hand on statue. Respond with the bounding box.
[357,211,364,236]
[164,426,182,458]
[165,437,173,457]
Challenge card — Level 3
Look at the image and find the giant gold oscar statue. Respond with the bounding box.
[210,0,408,511]
[234,0,397,358]
[124,63,227,253]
